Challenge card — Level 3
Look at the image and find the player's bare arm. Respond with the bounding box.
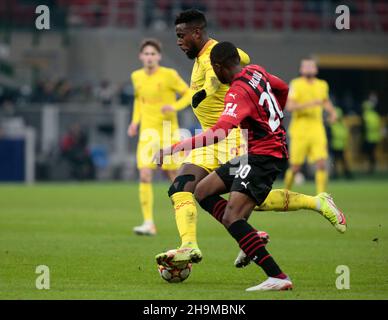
[127,122,139,137]
[323,98,338,123]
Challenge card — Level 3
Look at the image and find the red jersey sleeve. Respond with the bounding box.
[171,120,235,152]
[267,73,289,109]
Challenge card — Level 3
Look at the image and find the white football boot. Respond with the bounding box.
[133,222,156,236]
[234,231,269,268]
[246,277,293,291]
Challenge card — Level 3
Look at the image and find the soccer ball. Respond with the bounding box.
[158,263,192,283]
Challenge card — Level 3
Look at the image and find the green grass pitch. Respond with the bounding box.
[0,180,387,300]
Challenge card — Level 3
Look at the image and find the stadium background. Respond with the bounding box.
[0,0,387,182]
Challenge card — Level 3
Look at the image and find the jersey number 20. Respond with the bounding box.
[259,82,284,132]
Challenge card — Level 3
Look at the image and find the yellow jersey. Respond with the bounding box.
[190,39,250,130]
[131,66,191,132]
[288,76,329,132]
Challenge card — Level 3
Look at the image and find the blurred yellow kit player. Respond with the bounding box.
[285,58,337,194]
[128,39,191,236]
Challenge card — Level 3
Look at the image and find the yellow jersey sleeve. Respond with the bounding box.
[169,69,192,111]
[201,46,250,97]
[130,72,141,124]
[237,48,250,66]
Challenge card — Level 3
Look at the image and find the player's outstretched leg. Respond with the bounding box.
[237,189,346,268]
[255,188,319,212]
[254,189,347,233]
[155,164,208,267]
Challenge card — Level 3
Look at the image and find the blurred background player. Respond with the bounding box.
[128,38,191,236]
[155,9,251,264]
[329,107,353,179]
[284,58,337,194]
[361,92,382,174]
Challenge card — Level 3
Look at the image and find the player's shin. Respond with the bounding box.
[284,169,295,190]
[198,195,227,223]
[228,219,287,279]
[316,169,328,194]
[256,189,319,212]
[171,192,198,247]
[139,182,154,223]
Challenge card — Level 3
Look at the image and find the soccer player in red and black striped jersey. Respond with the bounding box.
[155,42,346,291]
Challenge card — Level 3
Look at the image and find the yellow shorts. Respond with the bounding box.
[289,125,328,165]
[183,130,247,172]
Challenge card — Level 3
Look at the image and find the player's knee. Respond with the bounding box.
[193,181,208,203]
[139,170,152,183]
[316,160,326,170]
[291,165,301,173]
[193,187,203,203]
[167,174,196,197]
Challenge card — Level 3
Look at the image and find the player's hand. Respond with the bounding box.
[328,111,337,124]
[192,89,207,108]
[128,122,138,137]
[161,105,175,114]
[152,146,174,166]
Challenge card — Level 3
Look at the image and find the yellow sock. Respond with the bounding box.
[171,192,198,247]
[315,169,328,194]
[257,189,319,211]
[139,182,153,223]
[284,169,295,190]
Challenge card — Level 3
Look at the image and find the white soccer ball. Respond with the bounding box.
[158,263,192,283]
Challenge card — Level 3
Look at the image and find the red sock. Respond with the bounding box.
[274,272,288,279]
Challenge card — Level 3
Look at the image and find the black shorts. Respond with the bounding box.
[215,154,288,206]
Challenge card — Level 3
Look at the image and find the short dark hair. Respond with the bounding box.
[140,38,162,53]
[174,9,207,28]
[210,42,240,67]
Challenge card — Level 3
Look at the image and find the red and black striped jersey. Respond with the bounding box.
[219,64,289,158]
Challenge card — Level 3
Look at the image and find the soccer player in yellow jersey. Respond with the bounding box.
[128,39,191,236]
[156,10,346,268]
[284,58,337,194]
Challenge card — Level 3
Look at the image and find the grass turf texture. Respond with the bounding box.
[0,180,387,300]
